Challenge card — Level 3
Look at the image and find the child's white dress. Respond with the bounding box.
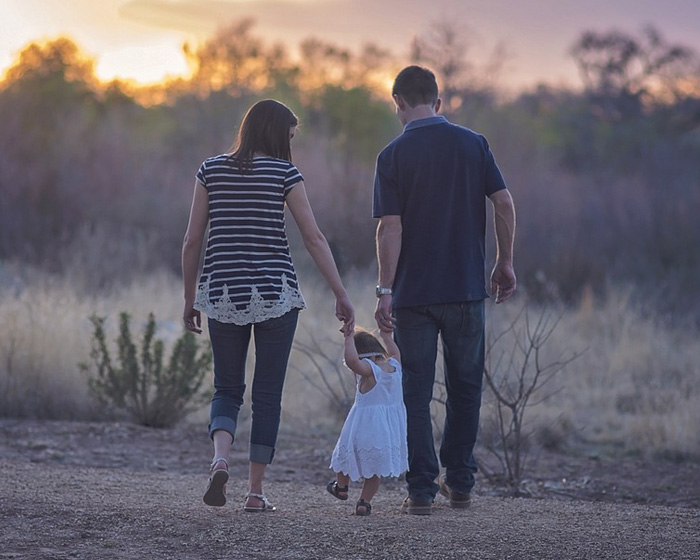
[330,358,408,481]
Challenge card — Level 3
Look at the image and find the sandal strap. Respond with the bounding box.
[246,493,273,507]
[356,499,372,514]
[327,480,349,500]
[246,492,271,504]
[210,457,229,469]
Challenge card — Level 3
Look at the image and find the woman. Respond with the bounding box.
[182,99,354,511]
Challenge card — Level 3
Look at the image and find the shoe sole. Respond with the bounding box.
[402,504,432,515]
[243,504,277,512]
[203,469,228,507]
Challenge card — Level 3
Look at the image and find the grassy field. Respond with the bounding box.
[1,261,698,461]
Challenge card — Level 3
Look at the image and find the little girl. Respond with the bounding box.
[327,326,408,515]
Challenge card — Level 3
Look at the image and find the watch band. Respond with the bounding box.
[376,285,392,297]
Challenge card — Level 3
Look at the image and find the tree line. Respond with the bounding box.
[1,21,699,319]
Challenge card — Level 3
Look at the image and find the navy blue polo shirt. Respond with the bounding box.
[372,116,507,308]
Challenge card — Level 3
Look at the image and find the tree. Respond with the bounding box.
[0,37,102,263]
[570,26,700,120]
[410,19,507,116]
[183,19,297,96]
[480,308,582,494]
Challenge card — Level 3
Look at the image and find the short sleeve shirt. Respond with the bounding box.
[373,116,507,307]
[194,155,306,324]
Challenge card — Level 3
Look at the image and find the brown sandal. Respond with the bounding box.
[203,457,229,507]
[326,481,349,501]
[355,499,371,516]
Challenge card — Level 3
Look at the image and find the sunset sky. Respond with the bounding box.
[2,0,700,92]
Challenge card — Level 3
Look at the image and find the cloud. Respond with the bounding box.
[119,0,243,34]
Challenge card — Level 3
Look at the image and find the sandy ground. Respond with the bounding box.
[1,419,699,560]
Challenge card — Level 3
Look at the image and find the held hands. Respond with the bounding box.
[490,261,516,304]
[374,294,395,332]
[335,294,355,333]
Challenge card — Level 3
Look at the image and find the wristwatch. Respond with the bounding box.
[375,285,393,297]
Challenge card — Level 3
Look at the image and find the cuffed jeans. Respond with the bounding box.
[207,309,299,464]
[394,301,485,499]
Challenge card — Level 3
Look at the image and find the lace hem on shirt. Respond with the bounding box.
[195,275,306,325]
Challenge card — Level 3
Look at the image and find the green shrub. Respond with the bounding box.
[80,312,212,427]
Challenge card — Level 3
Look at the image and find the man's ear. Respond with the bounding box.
[434,98,442,114]
[393,94,407,111]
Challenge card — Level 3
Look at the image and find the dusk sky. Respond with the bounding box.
[2,0,700,92]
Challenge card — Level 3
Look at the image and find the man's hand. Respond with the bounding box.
[374,294,395,332]
[490,261,516,303]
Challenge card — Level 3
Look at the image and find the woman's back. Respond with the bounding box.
[194,155,306,325]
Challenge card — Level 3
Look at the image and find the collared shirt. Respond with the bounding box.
[373,116,507,307]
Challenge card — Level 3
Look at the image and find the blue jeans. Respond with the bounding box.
[394,301,485,498]
[207,309,299,464]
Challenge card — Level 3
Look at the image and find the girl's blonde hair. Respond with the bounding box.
[354,328,387,359]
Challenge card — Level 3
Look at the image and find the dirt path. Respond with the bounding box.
[1,420,699,559]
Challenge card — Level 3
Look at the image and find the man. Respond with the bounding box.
[373,65,516,515]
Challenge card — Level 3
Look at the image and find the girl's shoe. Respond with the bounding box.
[243,492,277,512]
[355,499,371,516]
[326,481,349,501]
[203,457,229,507]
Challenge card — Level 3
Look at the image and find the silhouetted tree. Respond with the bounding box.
[410,19,506,117]
[570,26,700,120]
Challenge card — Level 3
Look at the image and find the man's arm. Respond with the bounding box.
[488,189,516,303]
[374,215,402,331]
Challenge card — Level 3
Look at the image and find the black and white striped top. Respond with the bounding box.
[193,154,306,325]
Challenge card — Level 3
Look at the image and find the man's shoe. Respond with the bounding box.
[438,475,471,509]
[401,495,433,515]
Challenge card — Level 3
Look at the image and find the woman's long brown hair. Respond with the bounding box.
[228,99,298,172]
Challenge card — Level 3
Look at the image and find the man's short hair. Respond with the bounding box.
[392,66,439,108]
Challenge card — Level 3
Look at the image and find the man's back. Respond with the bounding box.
[373,116,507,307]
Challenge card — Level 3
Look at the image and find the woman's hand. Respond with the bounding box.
[335,294,355,333]
[183,305,202,334]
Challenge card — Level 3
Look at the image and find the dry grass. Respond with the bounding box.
[0,265,185,419]
[1,262,698,459]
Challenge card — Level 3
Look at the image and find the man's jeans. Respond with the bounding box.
[207,309,299,464]
[394,301,485,498]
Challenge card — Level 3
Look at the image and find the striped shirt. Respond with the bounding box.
[194,154,306,325]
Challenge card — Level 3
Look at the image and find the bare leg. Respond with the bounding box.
[248,461,266,494]
[245,461,267,508]
[337,472,350,492]
[212,430,233,463]
[203,430,232,507]
[360,476,380,503]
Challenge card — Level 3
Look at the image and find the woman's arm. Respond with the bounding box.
[286,181,354,330]
[181,181,209,333]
